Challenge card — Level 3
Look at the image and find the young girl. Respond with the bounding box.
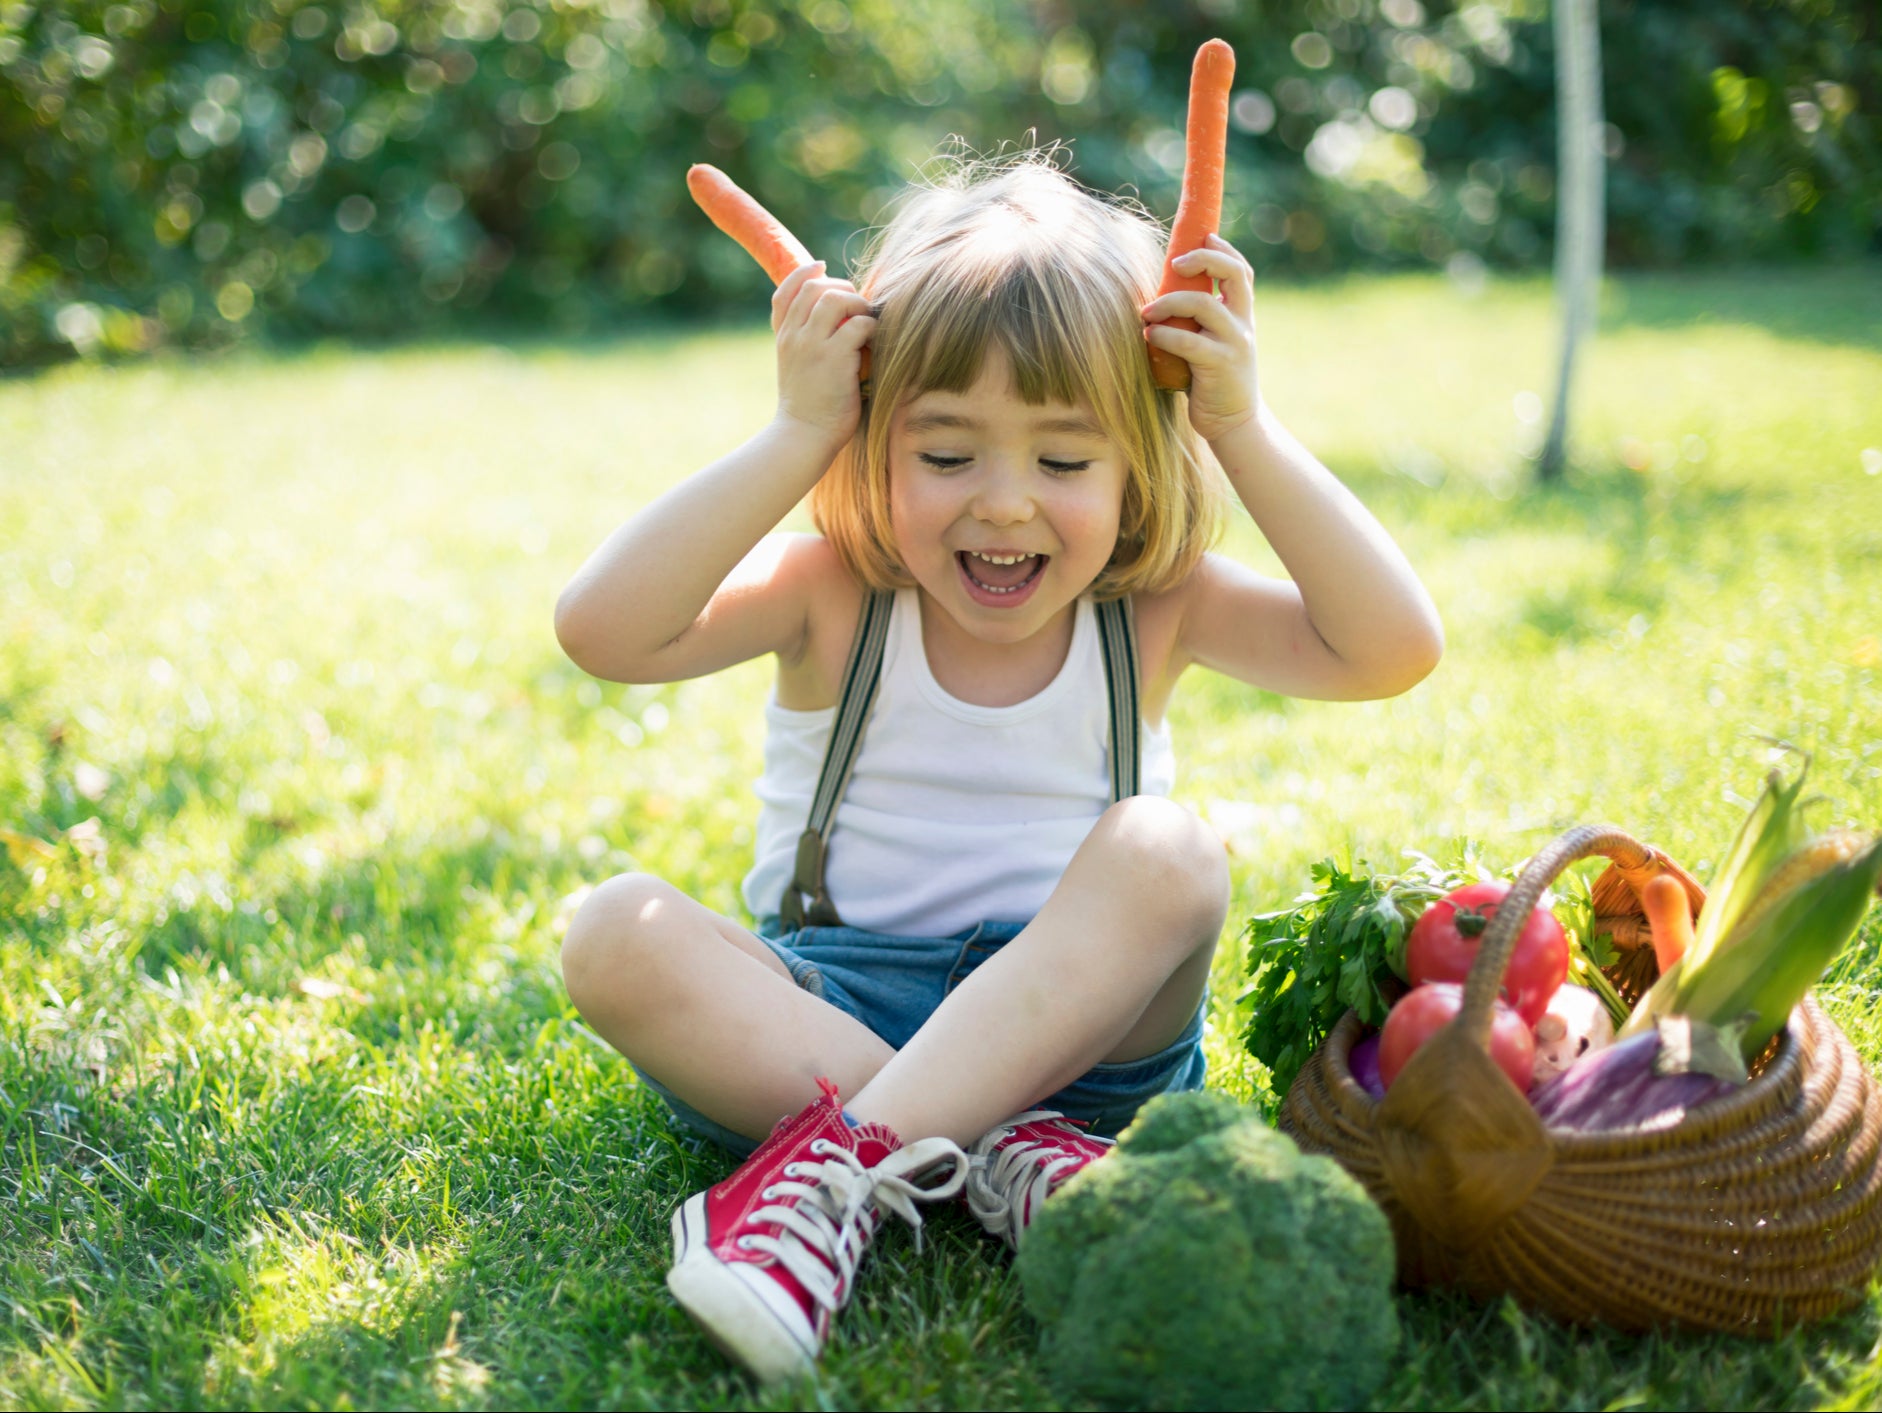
[554,156,1441,1382]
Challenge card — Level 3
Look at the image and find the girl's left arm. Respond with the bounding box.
[1142,235,1444,702]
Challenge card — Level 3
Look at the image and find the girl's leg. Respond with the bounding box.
[560,873,894,1140]
[845,796,1228,1145]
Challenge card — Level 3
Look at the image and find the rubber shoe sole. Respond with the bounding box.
[665,1192,821,1385]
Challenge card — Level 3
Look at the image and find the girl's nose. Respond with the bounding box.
[968,462,1035,526]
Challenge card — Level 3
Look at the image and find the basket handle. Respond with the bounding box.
[1457,824,1656,1045]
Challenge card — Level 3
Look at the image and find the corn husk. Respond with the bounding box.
[1666,831,1882,1054]
[1690,767,1810,971]
[1623,766,1882,1054]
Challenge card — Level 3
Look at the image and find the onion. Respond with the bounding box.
[1530,983,1615,1087]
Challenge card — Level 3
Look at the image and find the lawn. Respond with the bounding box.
[3,264,1881,1410]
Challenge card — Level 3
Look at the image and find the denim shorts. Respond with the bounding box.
[635,919,1206,1158]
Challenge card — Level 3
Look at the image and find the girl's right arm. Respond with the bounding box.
[554,263,875,684]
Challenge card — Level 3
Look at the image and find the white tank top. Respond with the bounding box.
[741,588,1176,937]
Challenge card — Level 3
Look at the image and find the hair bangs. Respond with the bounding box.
[893,252,1133,424]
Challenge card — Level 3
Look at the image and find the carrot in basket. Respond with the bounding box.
[687,163,871,386]
[1640,874,1696,975]
[1148,38,1237,392]
[686,164,814,283]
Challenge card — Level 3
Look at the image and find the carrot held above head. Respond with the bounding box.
[687,163,871,388]
[686,164,814,283]
[1148,38,1237,392]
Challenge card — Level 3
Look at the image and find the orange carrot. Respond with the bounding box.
[1148,38,1236,392]
[1641,874,1696,975]
[686,164,814,283]
[687,163,872,387]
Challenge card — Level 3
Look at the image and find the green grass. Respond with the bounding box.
[3,263,1882,1410]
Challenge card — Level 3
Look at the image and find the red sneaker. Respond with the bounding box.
[963,1109,1114,1249]
[666,1079,967,1384]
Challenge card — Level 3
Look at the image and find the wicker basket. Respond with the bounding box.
[1280,823,1882,1332]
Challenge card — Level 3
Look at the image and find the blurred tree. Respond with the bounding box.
[1,0,1875,366]
[1540,0,1602,482]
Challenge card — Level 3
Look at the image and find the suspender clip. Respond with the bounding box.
[792,829,825,894]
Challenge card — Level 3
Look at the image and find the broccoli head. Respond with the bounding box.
[1016,1090,1399,1411]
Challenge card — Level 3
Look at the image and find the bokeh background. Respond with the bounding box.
[2,0,1878,365]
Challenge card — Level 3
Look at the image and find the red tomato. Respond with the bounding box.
[1378,982,1536,1093]
[1406,881,1568,1026]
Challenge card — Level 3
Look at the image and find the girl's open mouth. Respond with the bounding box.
[956,550,1047,607]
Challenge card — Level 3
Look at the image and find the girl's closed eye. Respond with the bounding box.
[915,452,1094,474]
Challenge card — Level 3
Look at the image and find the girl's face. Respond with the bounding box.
[887,345,1127,646]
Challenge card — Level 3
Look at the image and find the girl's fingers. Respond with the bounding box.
[1205,232,1250,258]
[1143,321,1222,362]
[1150,244,1255,325]
[784,270,837,334]
[1196,238,1257,325]
[1143,290,1241,340]
[837,313,878,349]
[1200,234,1256,322]
[1171,240,1252,281]
[1170,244,1252,293]
[807,285,871,334]
[770,261,823,331]
[772,261,819,298]
[780,274,868,341]
[1204,231,1254,268]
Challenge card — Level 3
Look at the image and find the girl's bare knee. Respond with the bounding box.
[559,872,683,1010]
[1092,797,1229,940]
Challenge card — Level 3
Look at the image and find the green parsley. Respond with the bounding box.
[1240,851,1477,1097]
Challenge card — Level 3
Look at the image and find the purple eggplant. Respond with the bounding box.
[1348,1032,1387,1099]
[1530,1016,1744,1132]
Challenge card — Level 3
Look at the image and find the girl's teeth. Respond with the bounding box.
[960,550,1042,595]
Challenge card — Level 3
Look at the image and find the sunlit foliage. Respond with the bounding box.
[1,0,1877,364]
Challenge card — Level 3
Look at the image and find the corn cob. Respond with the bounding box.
[1724,830,1870,941]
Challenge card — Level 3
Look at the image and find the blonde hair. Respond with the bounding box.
[810,152,1220,601]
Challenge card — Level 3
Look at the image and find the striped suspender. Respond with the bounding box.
[1094,595,1142,807]
[778,592,1141,930]
[779,589,896,930]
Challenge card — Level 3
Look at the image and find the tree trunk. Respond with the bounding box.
[1539,0,1605,483]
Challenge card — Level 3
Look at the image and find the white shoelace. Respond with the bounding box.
[738,1136,967,1315]
[964,1111,1098,1249]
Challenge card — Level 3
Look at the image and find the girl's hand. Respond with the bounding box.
[772,261,876,449]
[1141,234,1259,444]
